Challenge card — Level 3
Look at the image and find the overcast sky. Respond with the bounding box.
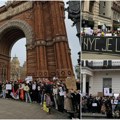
[0,1,80,71]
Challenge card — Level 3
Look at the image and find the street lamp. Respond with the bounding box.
[65,0,81,65]
[66,0,80,42]
[65,2,81,118]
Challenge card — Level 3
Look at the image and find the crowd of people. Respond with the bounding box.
[0,78,80,119]
[81,28,120,37]
[82,94,120,118]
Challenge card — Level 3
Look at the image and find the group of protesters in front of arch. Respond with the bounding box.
[0,78,80,119]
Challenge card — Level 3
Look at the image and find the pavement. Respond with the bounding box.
[82,112,106,119]
[0,98,69,119]
[0,98,107,119]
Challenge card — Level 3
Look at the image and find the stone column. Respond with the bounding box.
[33,2,48,78]
[83,74,86,95]
[93,1,100,30]
[50,1,74,79]
[89,76,93,95]
[84,1,89,12]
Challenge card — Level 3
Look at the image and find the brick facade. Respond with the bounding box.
[0,1,74,81]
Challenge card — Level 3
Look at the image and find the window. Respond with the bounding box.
[81,1,84,11]
[89,1,94,13]
[103,78,112,89]
[104,2,106,6]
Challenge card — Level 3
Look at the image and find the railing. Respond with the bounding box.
[82,60,120,69]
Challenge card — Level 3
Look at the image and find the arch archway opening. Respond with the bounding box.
[0,27,27,82]
[10,38,26,82]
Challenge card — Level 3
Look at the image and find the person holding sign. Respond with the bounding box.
[23,83,31,103]
[91,97,99,113]
[6,82,12,98]
[57,83,65,112]
[64,89,74,119]
[31,81,37,102]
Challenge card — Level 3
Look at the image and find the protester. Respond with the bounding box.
[64,89,74,118]
[81,27,120,37]
[44,93,52,114]
[52,85,58,110]
[2,83,6,99]
[24,83,31,103]
[0,77,80,119]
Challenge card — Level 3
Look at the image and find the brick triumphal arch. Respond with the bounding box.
[0,1,74,81]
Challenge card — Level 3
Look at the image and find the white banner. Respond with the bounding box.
[25,76,33,82]
[6,84,12,90]
[104,88,110,96]
[32,84,36,90]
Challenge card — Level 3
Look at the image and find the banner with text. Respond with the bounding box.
[82,36,120,54]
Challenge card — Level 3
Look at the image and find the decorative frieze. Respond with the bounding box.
[26,35,68,50]
[0,19,34,45]
[0,2,33,21]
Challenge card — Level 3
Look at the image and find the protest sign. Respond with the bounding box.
[6,84,12,90]
[25,76,33,83]
[32,84,36,90]
[65,76,77,91]
[104,88,110,96]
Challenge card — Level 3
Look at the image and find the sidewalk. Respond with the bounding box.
[82,113,106,118]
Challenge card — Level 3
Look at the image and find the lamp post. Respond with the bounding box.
[65,0,81,63]
[65,1,81,118]
[66,0,80,41]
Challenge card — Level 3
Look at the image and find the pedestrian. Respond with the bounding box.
[19,83,24,101]
[44,93,52,114]
[31,81,38,103]
[105,97,113,118]
[52,85,58,110]
[64,89,74,119]
[37,82,41,104]
[57,83,65,112]
[2,83,6,99]
[23,83,31,103]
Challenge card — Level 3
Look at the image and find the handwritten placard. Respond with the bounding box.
[65,76,77,91]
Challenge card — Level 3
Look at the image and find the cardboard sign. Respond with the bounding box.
[65,76,77,91]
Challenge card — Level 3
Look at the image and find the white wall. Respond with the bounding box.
[90,70,120,96]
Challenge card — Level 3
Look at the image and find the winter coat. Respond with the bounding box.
[64,92,73,112]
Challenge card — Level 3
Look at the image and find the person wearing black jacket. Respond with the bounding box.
[105,97,113,118]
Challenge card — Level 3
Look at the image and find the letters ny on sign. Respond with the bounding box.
[82,37,120,54]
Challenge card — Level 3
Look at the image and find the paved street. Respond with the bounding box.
[82,113,106,119]
[0,98,68,119]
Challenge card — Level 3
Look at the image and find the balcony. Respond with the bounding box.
[82,60,120,69]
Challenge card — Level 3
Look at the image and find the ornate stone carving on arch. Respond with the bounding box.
[0,19,34,45]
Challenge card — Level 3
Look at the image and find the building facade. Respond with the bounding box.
[0,1,74,81]
[112,1,120,30]
[81,60,120,96]
[82,0,120,30]
[10,56,26,81]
